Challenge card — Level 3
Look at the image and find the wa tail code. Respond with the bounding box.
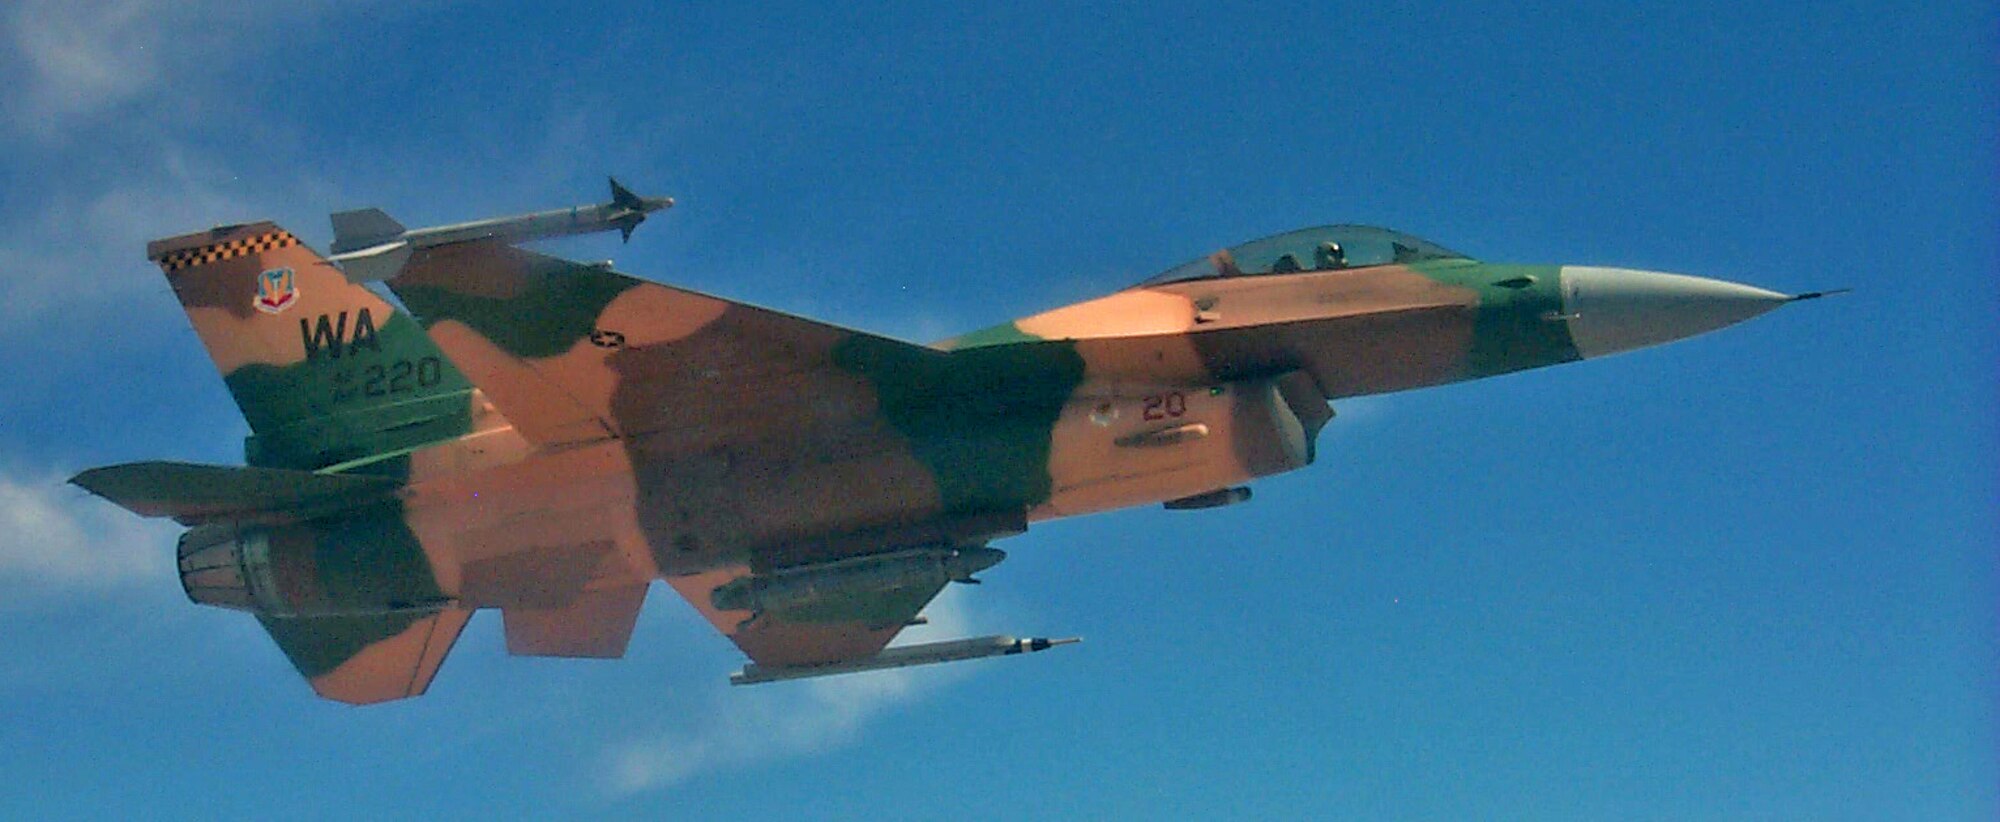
[302,308,382,361]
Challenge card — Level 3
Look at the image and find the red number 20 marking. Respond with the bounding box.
[1142,391,1187,421]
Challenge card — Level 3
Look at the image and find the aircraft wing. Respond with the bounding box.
[383,241,944,450]
[665,565,945,669]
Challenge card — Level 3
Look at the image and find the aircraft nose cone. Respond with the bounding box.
[1560,266,1790,358]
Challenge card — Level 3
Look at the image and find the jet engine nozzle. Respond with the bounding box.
[176,523,262,611]
[175,522,448,618]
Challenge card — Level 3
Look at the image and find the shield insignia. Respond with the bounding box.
[254,267,299,314]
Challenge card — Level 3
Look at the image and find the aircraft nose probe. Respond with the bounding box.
[1785,288,1853,302]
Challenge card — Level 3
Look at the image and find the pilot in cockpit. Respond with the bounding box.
[1313,241,1346,270]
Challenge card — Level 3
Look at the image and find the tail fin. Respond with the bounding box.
[147,222,478,471]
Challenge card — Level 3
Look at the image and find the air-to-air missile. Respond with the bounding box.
[325,176,673,282]
[730,635,1081,686]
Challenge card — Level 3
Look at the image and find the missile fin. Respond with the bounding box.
[327,241,412,283]
[329,208,407,255]
[609,176,641,210]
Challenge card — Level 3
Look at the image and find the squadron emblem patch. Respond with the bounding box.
[254,267,299,314]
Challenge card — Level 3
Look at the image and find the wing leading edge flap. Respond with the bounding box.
[71,461,399,524]
[259,606,472,705]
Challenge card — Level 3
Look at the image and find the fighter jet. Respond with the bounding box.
[72,185,1831,704]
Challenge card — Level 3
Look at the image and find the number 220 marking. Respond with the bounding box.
[360,357,444,398]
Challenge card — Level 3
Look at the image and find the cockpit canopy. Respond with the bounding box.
[1140,225,1471,286]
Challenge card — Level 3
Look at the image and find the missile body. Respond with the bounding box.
[730,634,1080,685]
[327,177,672,282]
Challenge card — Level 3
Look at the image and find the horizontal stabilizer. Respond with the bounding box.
[330,207,407,254]
[71,461,398,524]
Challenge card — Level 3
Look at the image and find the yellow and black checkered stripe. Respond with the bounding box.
[152,230,299,273]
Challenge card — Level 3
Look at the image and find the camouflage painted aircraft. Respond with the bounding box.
[73,183,1831,703]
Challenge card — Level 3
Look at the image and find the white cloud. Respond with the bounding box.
[0,147,251,322]
[2,0,171,127]
[0,0,335,324]
[0,468,173,589]
[0,0,379,135]
[603,586,988,794]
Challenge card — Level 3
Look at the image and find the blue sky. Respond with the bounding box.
[0,1,1991,818]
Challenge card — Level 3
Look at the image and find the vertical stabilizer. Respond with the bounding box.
[146,222,480,470]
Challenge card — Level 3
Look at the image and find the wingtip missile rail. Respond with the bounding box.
[729,635,1081,686]
[326,176,673,282]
